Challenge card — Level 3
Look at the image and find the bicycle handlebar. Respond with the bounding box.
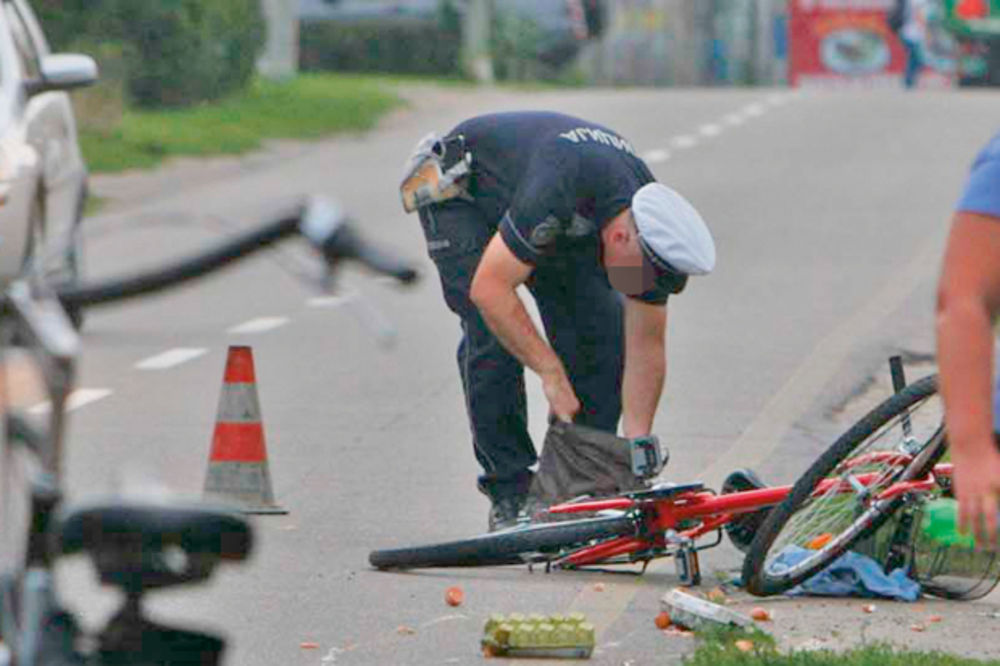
[57,196,418,310]
[300,197,418,284]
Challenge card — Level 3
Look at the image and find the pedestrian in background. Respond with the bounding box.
[898,0,930,88]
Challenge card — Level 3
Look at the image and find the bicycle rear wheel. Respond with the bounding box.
[743,374,944,597]
[369,514,636,570]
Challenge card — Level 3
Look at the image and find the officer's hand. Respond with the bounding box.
[541,371,580,423]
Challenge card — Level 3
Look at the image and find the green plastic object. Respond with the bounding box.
[482,611,595,659]
[921,498,977,549]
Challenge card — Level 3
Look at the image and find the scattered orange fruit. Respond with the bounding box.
[299,642,319,650]
[707,587,727,604]
[862,604,877,614]
[445,586,464,607]
[654,611,672,630]
[750,607,772,621]
[397,625,416,636]
[593,582,606,592]
[806,533,834,550]
[735,639,754,652]
[910,624,926,632]
[928,615,943,623]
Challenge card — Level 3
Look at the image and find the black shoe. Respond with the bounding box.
[722,468,770,554]
[488,495,526,532]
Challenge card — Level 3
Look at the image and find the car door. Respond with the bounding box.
[0,3,39,282]
[5,0,86,276]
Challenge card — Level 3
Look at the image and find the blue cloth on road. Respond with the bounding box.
[772,545,921,601]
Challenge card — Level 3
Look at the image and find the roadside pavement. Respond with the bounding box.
[80,83,1000,663]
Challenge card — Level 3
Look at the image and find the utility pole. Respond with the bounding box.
[257,0,299,81]
[754,0,775,85]
[463,0,495,83]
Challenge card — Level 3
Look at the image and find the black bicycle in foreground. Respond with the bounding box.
[0,196,417,666]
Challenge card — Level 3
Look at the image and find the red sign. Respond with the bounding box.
[788,0,953,88]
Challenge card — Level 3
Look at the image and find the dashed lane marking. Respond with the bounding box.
[644,94,801,165]
[642,149,671,164]
[308,292,358,308]
[670,135,699,150]
[30,388,113,415]
[698,123,723,138]
[134,347,207,370]
[227,316,289,334]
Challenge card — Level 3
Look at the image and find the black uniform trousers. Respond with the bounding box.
[418,198,624,502]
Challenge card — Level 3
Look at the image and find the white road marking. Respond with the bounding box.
[308,292,358,308]
[134,347,207,370]
[670,135,699,150]
[767,93,790,106]
[29,388,113,415]
[743,102,767,116]
[723,113,746,126]
[227,316,289,334]
[642,149,671,164]
[698,123,723,138]
[698,228,947,490]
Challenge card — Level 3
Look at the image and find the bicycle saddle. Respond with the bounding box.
[55,496,252,592]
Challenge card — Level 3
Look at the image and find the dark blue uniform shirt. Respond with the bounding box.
[449,112,677,303]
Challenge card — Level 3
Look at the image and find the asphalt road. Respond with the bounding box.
[47,86,1000,664]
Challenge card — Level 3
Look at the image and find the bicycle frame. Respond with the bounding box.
[544,461,954,576]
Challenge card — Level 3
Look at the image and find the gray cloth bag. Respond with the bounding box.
[527,420,652,506]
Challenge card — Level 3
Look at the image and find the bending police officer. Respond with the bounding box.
[401,111,715,530]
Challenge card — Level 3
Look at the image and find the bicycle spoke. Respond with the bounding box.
[761,389,943,581]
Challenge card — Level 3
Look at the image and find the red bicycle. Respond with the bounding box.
[370,364,956,598]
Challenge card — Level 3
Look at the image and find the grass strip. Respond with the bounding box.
[688,627,1000,665]
[80,74,403,173]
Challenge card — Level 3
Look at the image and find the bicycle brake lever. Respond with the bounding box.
[300,195,418,284]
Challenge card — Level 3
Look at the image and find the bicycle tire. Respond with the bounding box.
[743,373,944,596]
[369,514,636,570]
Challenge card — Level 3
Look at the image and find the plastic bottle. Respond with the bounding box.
[920,498,977,549]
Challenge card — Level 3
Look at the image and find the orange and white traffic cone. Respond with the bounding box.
[203,345,287,514]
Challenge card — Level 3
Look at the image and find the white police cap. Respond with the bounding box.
[631,183,715,276]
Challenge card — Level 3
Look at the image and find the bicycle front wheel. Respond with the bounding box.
[369,514,636,570]
[743,373,944,596]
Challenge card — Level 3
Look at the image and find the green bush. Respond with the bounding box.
[299,3,462,77]
[114,0,264,108]
[300,20,461,76]
[36,0,264,109]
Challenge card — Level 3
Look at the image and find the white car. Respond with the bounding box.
[0,0,96,320]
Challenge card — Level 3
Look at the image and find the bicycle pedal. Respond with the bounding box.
[675,545,701,586]
[481,612,595,659]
